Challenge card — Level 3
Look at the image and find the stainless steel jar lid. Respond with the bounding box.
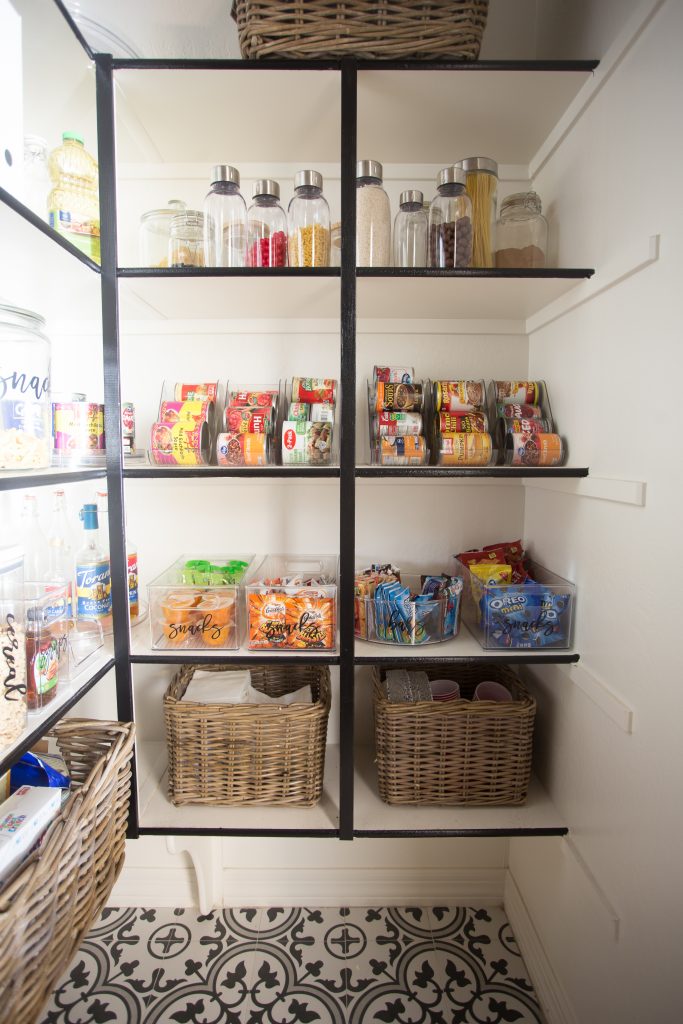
[399,189,424,207]
[455,156,498,176]
[252,179,280,199]
[437,166,467,187]
[356,159,383,181]
[294,169,323,190]
[0,302,46,331]
[211,165,240,185]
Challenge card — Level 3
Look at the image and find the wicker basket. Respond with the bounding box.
[231,1,489,61]
[165,663,331,806]
[373,665,535,805]
[0,719,135,1024]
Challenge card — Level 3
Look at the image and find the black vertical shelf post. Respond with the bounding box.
[95,54,138,837]
[339,62,357,840]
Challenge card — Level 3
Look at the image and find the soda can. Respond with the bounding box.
[496,403,543,419]
[282,420,333,465]
[174,381,218,403]
[505,432,564,467]
[439,432,493,466]
[224,406,272,434]
[434,380,485,412]
[288,402,310,421]
[374,381,423,413]
[373,365,414,384]
[121,401,135,454]
[504,417,552,435]
[216,432,270,466]
[438,411,488,433]
[495,380,540,405]
[159,399,212,427]
[228,389,278,409]
[379,436,426,466]
[291,377,337,404]
[150,420,210,466]
[376,411,423,436]
[310,402,335,423]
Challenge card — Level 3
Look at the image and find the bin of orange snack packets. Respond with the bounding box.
[246,555,338,651]
[149,554,254,650]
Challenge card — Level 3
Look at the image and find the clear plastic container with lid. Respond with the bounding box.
[0,304,51,469]
[495,191,548,268]
[455,156,498,268]
[287,170,330,267]
[47,131,100,263]
[356,159,391,267]
[0,545,26,750]
[203,165,247,268]
[428,167,473,269]
[169,210,205,268]
[247,180,288,267]
[393,189,427,268]
[139,199,187,267]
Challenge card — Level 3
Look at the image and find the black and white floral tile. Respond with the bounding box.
[41,905,545,1023]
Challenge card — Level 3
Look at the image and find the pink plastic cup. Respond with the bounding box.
[473,680,513,702]
[430,679,461,701]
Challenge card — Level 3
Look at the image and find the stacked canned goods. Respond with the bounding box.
[370,366,427,466]
[494,380,564,467]
[433,379,493,466]
[217,386,278,466]
[282,377,337,466]
[149,382,216,466]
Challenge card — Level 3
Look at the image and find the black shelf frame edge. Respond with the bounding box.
[0,468,107,492]
[124,467,340,479]
[354,827,569,838]
[0,186,101,273]
[356,467,589,478]
[131,654,341,666]
[111,58,598,74]
[357,267,594,279]
[138,827,339,838]
[118,266,339,279]
[0,657,115,776]
[354,653,580,666]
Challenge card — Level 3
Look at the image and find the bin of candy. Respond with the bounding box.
[149,555,254,650]
[354,565,463,645]
[453,542,575,650]
[246,555,338,650]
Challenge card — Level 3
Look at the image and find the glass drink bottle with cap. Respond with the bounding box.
[287,170,330,267]
[247,180,288,267]
[356,159,391,267]
[393,189,427,268]
[203,165,247,267]
[75,503,112,631]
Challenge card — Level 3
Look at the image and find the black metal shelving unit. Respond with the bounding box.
[0,3,598,840]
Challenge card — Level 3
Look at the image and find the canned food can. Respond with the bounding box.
[374,381,423,413]
[434,380,485,412]
[288,402,310,421]
[504,417,552,435]
[52,402,105,453]
[496,403,543,419]
[373,365,414,384]
[159,400,212,426]
[505,432,564,467]
[310,402,335,423]
[121,401,135,453]
[216,432,270,466]
[228,389,278,409]
[438,411,488,433]
[282,420,333,465]
[379,436,426,465]
[224,406,272,434]
[149,420,210,465]
[494,380,540,405]
[376,411,423,436]
[291,377,337,404]
[439,432,493,466]
[174,382,218,403]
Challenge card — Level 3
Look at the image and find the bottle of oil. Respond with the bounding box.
[47,131,100,263]
[75,503,111,630]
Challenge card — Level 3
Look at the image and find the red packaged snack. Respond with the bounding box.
[457,546,508,567]
[484,539,525,563]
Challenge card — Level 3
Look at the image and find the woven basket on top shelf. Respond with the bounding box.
[231,0,489,60]
[0,719,135,1024]
[165,663,331,807]
[373,665,535,805]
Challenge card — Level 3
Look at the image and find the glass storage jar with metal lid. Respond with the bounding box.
[356,159,391,267]
[428,167,473,269]
[169,210,205,268]
[247,179,287,267]
[203,165,247,268]
[393,189,427,268]
[0,545,26,750]
[0,304,51,469]
[495,191,548,268]
[455,156,498,268]
[287,170,330,267]
[139,199,187,267]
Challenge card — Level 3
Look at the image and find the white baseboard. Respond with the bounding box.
[110,867,198,908]
[504,872,578,1024]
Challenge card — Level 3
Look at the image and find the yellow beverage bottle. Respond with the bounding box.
[47,131,100,263]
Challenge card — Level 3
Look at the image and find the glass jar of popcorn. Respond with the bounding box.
[0,304,51,470]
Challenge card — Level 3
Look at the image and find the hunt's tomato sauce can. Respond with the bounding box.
[224,406,272,434]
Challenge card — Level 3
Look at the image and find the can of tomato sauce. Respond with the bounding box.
[376,411,423,436]
[228,390,277,410]
[174,382,219,403]
[149,420,210,465]
[495,380,540,405]
[439,432,493,466]
[374,381,423,413]
[224,406,272,434]
[505,432,564,467]
[434,380,485,412]
[496,403,543,419]
[291,377,337,404]
[438,411,488,433]
[216,432,270,466]
[159,400,212,427]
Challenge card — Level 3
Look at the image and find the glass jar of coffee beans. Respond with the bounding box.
[428,166,473,269]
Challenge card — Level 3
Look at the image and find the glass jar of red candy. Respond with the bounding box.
[247,179,288,267]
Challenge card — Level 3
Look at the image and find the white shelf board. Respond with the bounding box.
[353,746,566,835]
[137,740,340,832]
[130,625,339,661]
[357,68,595,165]
[355,621,577,662]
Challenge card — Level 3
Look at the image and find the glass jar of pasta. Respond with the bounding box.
[287,170,330,267]
[495,191,548,268]
[0,304,51,469]
[455,156,498,268]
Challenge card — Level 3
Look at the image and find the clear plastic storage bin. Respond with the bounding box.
[355,572,463,646]
[246,555,338,651]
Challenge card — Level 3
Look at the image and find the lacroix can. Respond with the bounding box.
[379,435,426,465]
[494,380,540,405]
[159,400,212,426]
[505,432,564,467]
[149,420,210,465]
[439,432,493,466]
[504,417,552,435]
[291,377,337,404]
[374,381,423,412]
[434,380,485,412]
[174,382,218,403]
[373,365,414,384]
[438,411,487,433]
[224,406,272,434]
[496,403,543,419]
[228,390,278,409]
[216,432,269,466]
[376,411,423,436]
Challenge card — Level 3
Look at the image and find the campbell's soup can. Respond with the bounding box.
[376,411,423,436]
[379,435,426,465]
[495,380,541,405]
[173,382,218,403]
[159,400,212,426]
[291,377,337,404]
[505,432,564,467]
[149,420,210,465]
[121,401,135,453]
[217,432,269,466]
[373,365,414,384]
[438,411,487,433]
[229,389,277,409]
[496,403,543,419]
[439,432,493,466]
[434,380,485,412]
[374,381,423,413]
[504,417,552,435]
[224,406,272,434]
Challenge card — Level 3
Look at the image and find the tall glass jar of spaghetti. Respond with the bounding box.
[455,156,498,268]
